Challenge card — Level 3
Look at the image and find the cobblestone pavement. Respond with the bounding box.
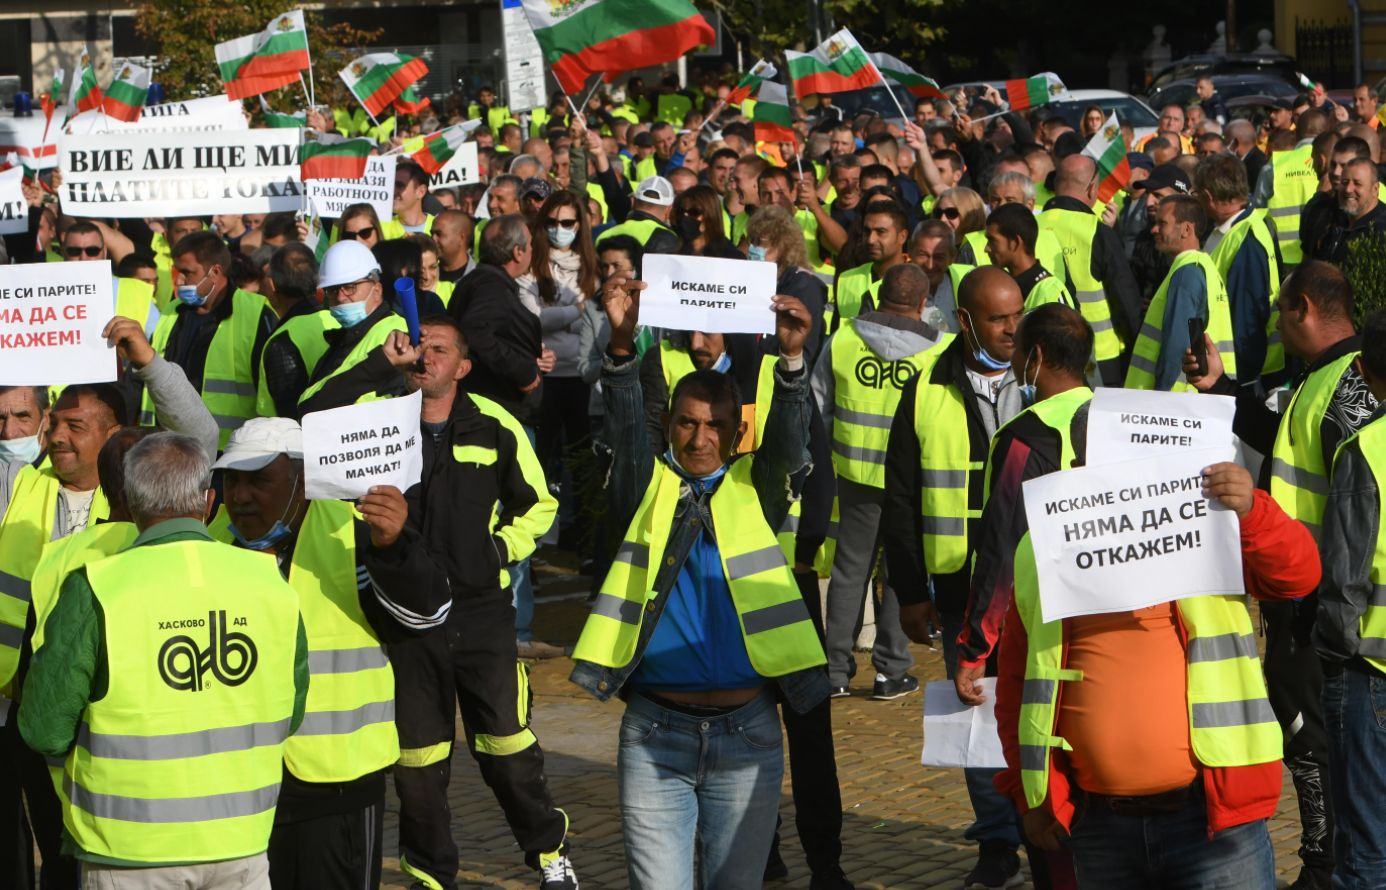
[379,553,1310,889]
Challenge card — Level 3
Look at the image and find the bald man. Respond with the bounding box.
[1038,154,1142,384]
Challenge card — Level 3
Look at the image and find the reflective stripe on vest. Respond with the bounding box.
[596,217,674,247]
[1038,208,1124,363]
[0,468,109,692]
[284,500,398,782]
[1270,350,1360,540]
[913,367,982,575]
[257,310,339,417]
[1347,417,1386,673]
[1125,251,1237,390]
[298,314,409,406]
[1208,209,1283,378]
[573,458,827,677]
[1266,144,1316,265]
[829,321,943,488]
[659,342,775,452]
[1012,531,1280,809]
[142,289,268,448]
[68,541,299,863]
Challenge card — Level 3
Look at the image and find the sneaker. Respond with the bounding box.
[517,640,566,660]
[538,851,578,890]
[963,842,1023,890]
[830,686,851,698]
[871,673,920,700]
[809,866,855,890]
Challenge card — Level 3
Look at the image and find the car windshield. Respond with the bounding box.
[1045,97,1158,129]
[1149,78,1298,110]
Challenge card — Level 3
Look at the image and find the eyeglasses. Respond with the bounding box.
[544,217,579,229]
[343,226,376,241]
[326,278,375,300]
[65,245,102,258]
[938,207,960,220]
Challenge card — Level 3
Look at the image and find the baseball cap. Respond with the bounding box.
[632,131,654,149]
[635,176,674,206]
[212,417,304,472]
[1126,152,1155,172]
[520,177,553,203]
[1271,97,1294,111]
[1127,163,1191,195]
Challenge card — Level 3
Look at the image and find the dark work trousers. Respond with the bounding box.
[535,376,591,502]
[0,714,77,890]
[1261,600,1334,874]
[767,569,845,875]
[268,786,385,890]
[393,597,568,890]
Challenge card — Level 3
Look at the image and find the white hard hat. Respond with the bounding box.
[319,239,381,289]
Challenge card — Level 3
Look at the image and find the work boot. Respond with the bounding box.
[963,842,1023,890]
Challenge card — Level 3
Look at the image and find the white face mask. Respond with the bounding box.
[547,226,577,249]
[0,434,41,464]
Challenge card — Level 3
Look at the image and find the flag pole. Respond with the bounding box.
[299,73,312,109]
[578,76,603,115]
[865,57,910,125]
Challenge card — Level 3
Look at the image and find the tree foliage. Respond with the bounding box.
[134,1,381,107]
[1344,232,1386,326]
[708,0,950,63]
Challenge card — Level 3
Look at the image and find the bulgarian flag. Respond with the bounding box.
[216,10,310,100]
[519,0,715,96]
[728,59,776,106]
[299,137,372,181]
[40,69,63,126]
[68,51,103,115]
[1004,72,1068,111]
[785,29,880,99]
[412,125,469,174]
[394,85,431,116]
[258,96,305,128]
[103,62,151,123]
[340,53,428,118]
[1082,112,1131,203]
[752,81,796,147]
[870,53,943,100]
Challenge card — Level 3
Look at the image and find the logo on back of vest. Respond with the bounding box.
[854,356,916,389]
[157,610,257,691]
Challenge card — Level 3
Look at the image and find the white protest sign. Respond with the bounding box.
[0,118,59,170]
[1087,388,1237,466]
[59,129,303,218]
[428,142,481,189]
[502,0,547,113]
[921,679,1005,769]
[308,154,396,221]
[640,254,776,335]
[65,95,249,136]
[1023,447,1244,623]
[303,391,423,500]
[0,261,116,386]
[0,167,27,236]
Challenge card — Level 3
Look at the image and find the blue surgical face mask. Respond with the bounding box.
[710,351,732,374]
[1018,349,1041,406]
[0,434,42,465]
[329,299,370,327]
[175,270,212,307]
[960,309,1010,371]
[663,447,730,485]
[747,244,768,262]
[547,226,577,249]
[229,475,302,551]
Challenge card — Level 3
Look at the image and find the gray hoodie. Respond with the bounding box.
[812,311,948,431]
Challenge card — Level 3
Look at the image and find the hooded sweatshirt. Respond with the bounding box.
[811,310,947,433]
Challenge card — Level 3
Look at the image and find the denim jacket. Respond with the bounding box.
[569,350,831,714]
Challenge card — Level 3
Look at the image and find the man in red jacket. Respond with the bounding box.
[994,460,1320,888]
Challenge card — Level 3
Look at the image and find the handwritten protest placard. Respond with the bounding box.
[640,254,776,335]
[308,154,395,220]
[0,167,27,236]
[303,392,423,500]
[0,262,116,385]
[1087,388,1237,466]
[1023,447,1243,622]
[59,129,303,218]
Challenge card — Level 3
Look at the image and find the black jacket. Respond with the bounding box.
[447,263,543,426]
[1043,195,1144,351]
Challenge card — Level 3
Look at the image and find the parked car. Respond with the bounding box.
[1039,89,1161,143]
[1147,73,1299,114]
[1148,53,1301,93]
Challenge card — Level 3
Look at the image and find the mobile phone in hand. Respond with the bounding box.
[1187,316,1207,377]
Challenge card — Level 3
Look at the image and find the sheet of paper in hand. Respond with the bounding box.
[639,254,776,335]
[1087,387,1237,466]
[303,391,423,500]
[0,261,116,385]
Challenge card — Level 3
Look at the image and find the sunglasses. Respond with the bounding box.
[343,226,376,240]
[938,207,960,220]
[544,217,579,229]
[678,206,704,219]
[65,245,102,257]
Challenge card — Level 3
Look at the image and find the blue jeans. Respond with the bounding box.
[941,610,1021,847]
[618,690,784,890]
[1066,785,1275,889]
[511,425,537,642]
[1323,667,1386,889]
